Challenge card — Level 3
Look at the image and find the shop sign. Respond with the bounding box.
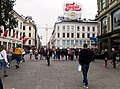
[63,2,83,20]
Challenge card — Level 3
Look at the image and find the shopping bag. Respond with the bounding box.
[78,64,82,72]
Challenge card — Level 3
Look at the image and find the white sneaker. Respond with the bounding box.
[83,85,89,89]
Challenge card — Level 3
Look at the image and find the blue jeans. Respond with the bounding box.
[82,64,89,86]
[0,59,7,75]
[53,53,56,59]
[14,54,21,65]
[8,55,12,65]
[30,54,32,60]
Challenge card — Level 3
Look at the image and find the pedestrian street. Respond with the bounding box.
[2,54,120,89]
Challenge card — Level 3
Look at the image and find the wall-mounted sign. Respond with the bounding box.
[63,2,83,20]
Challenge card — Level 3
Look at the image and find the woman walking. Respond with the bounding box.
[0,45,8,77]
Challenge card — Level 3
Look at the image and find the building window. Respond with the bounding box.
[77,33,79,38]
[57,40,60,46]
[29,27,31,31]
[71,40,74,45]
[102,0,105,9]
[71,26,74,30]
[29,40,31,45]
[63,33,65,38]
[20,32,22,36]
[9,29,11,36]
[92,33,95,37]
[67,26,70,30]
[82,26,85,31]
[62,40,66,46]
[87,27,90,31]
[75,40,78,45]
[20,22,22,29]
[67,33,69,38]
[102,17,107,34]
[16,31,18,38]
[62,25,65,30]
[57,26,60,30]
[67,40,70,45]
[23,32,25,38]
[84,41,86,44]
[23,26,25,30]
[58,33,60,38]
[112,9,120,31]
[87,33,90,38]
[80,40,82,46]
[87,41,90,46]
[29,33,31,37]
[71,33,74,38]
[93,27,95,31]
[82,33,85,38]
[77,26,80,31]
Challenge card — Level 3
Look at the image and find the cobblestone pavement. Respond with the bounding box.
[1,54,120,89]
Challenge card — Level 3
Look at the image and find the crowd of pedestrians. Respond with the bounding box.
[0,44,26,89]
[102,47,120,68]
[0,43,120,89]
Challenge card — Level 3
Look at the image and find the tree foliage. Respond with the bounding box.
[0,0,18,30]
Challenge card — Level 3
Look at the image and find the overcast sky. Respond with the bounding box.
[14,0,97,45]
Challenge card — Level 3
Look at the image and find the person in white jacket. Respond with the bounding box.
[0,45,8,77]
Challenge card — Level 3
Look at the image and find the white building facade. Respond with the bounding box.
[51,19,98,49]
[0,11,40,50]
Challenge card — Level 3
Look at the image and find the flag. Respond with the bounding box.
[19,36,23,40]
[23,38,29,43]
[12,33,16,38]
[3,29,9,37]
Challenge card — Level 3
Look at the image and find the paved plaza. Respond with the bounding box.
[1,54,120,89]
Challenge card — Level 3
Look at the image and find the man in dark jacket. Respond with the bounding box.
[79,44,93,88]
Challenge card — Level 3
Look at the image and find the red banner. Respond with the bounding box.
[23,38,29,43]
[12,33,16,38]
[3,29,9,37]
[19,36,23,40]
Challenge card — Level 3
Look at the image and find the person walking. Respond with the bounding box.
[79,44,93,88]
[14,45,22,68]
[0,45,8,77]
[103,49,109,68]
[45,48,50,66]
[75,48,79,60]
[111,48,117,68]
[29,48,33,60]
[7,46,13,67]
[56,48,60,60]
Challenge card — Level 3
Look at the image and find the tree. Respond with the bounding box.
[0,0,17,31]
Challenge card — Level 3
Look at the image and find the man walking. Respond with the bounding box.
[45,48,50,66]
[79,44,93,88]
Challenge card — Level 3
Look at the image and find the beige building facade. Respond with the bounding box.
[97,0,120,53]
[0,11,40,50]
